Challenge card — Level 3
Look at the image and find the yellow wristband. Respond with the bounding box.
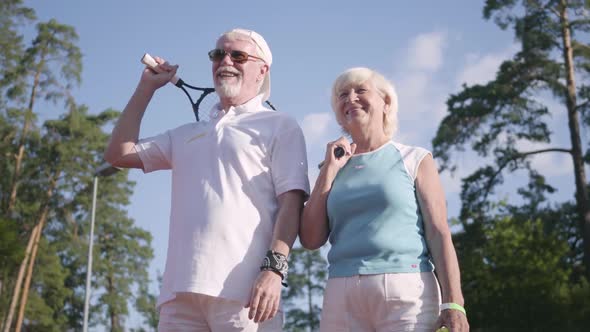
[440,302,466,316]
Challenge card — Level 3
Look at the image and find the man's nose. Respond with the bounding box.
[220,52,234,65]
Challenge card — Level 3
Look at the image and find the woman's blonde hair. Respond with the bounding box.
[330,67,398,137]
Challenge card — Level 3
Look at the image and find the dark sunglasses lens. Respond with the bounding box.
[208,49,225,61]
[230,51,249,63]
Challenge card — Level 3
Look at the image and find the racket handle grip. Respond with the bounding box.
[140,53,180,85]
[317,146,346,169]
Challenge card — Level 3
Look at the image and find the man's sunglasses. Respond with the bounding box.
[208,49,264,64]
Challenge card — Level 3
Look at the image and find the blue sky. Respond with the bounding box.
[26,0,581,329]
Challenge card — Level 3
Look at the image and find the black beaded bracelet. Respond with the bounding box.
[260,250,289,287]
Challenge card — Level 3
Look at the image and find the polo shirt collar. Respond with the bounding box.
[209,94,266,119]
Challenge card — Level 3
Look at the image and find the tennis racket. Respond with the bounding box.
[140,53,276,122]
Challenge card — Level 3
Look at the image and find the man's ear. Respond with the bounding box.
[258,64,269,81]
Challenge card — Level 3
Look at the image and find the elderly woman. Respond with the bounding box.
[300,67,469,332]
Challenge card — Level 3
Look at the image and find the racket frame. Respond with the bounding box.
[140,53,275,121]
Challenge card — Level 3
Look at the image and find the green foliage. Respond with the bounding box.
[434,1,590,329]
[0,5,156,331]
[282,247,327,332]
[4,18,82,104]
[0,0,35,106]
[433,0,589,251]
[24,239,71,332]
[433,1,589,218]
[0,216,24,318]
[133,275,160,331]
[457,215,590,330]
[92,204,153,331]
[0,217,23,274]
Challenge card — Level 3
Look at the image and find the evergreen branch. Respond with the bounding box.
[575,99,590,112]
[481,147,572,208]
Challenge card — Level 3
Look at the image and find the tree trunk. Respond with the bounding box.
[14,215,44,332]
[2,225,39,332]
[13,174,57,332]
[107,274,121,332]
[559,0,590,278]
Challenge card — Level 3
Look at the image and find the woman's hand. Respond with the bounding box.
[323,136,356,171]
[435,309,469,332]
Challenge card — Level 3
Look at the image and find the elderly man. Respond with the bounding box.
[104,28,309,331]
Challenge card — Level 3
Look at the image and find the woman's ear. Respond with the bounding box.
[383,95,391,112]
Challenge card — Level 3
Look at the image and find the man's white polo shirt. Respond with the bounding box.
[134,95,310,307]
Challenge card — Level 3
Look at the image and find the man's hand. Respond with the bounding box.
[245,270,282,323]
[139,56,178,92]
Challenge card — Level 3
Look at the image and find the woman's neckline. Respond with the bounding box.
[352,140,392,157]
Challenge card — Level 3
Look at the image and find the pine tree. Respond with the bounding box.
[433,0,590,278]
[92,203,153,332]
[0,0,35,107]
[4,18,82,216]
[0,2,34,327]
[282,247,327,332]
[133,273,161,331]
[0,4,157,330]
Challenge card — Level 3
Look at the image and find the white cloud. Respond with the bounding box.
[455,45,517,87]
[530,152,573,177]
[396,73,430,103]
[394,71,447,146]
[390,30,453,146]
[516,140,574,177]
[406,31,447,72]
[301,112,333,144]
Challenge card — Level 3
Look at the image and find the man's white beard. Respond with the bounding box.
[215,79,242,98]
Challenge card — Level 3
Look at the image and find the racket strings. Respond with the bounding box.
[176,81,216,121]
[176,82,277,122]
[192,91,218,122]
